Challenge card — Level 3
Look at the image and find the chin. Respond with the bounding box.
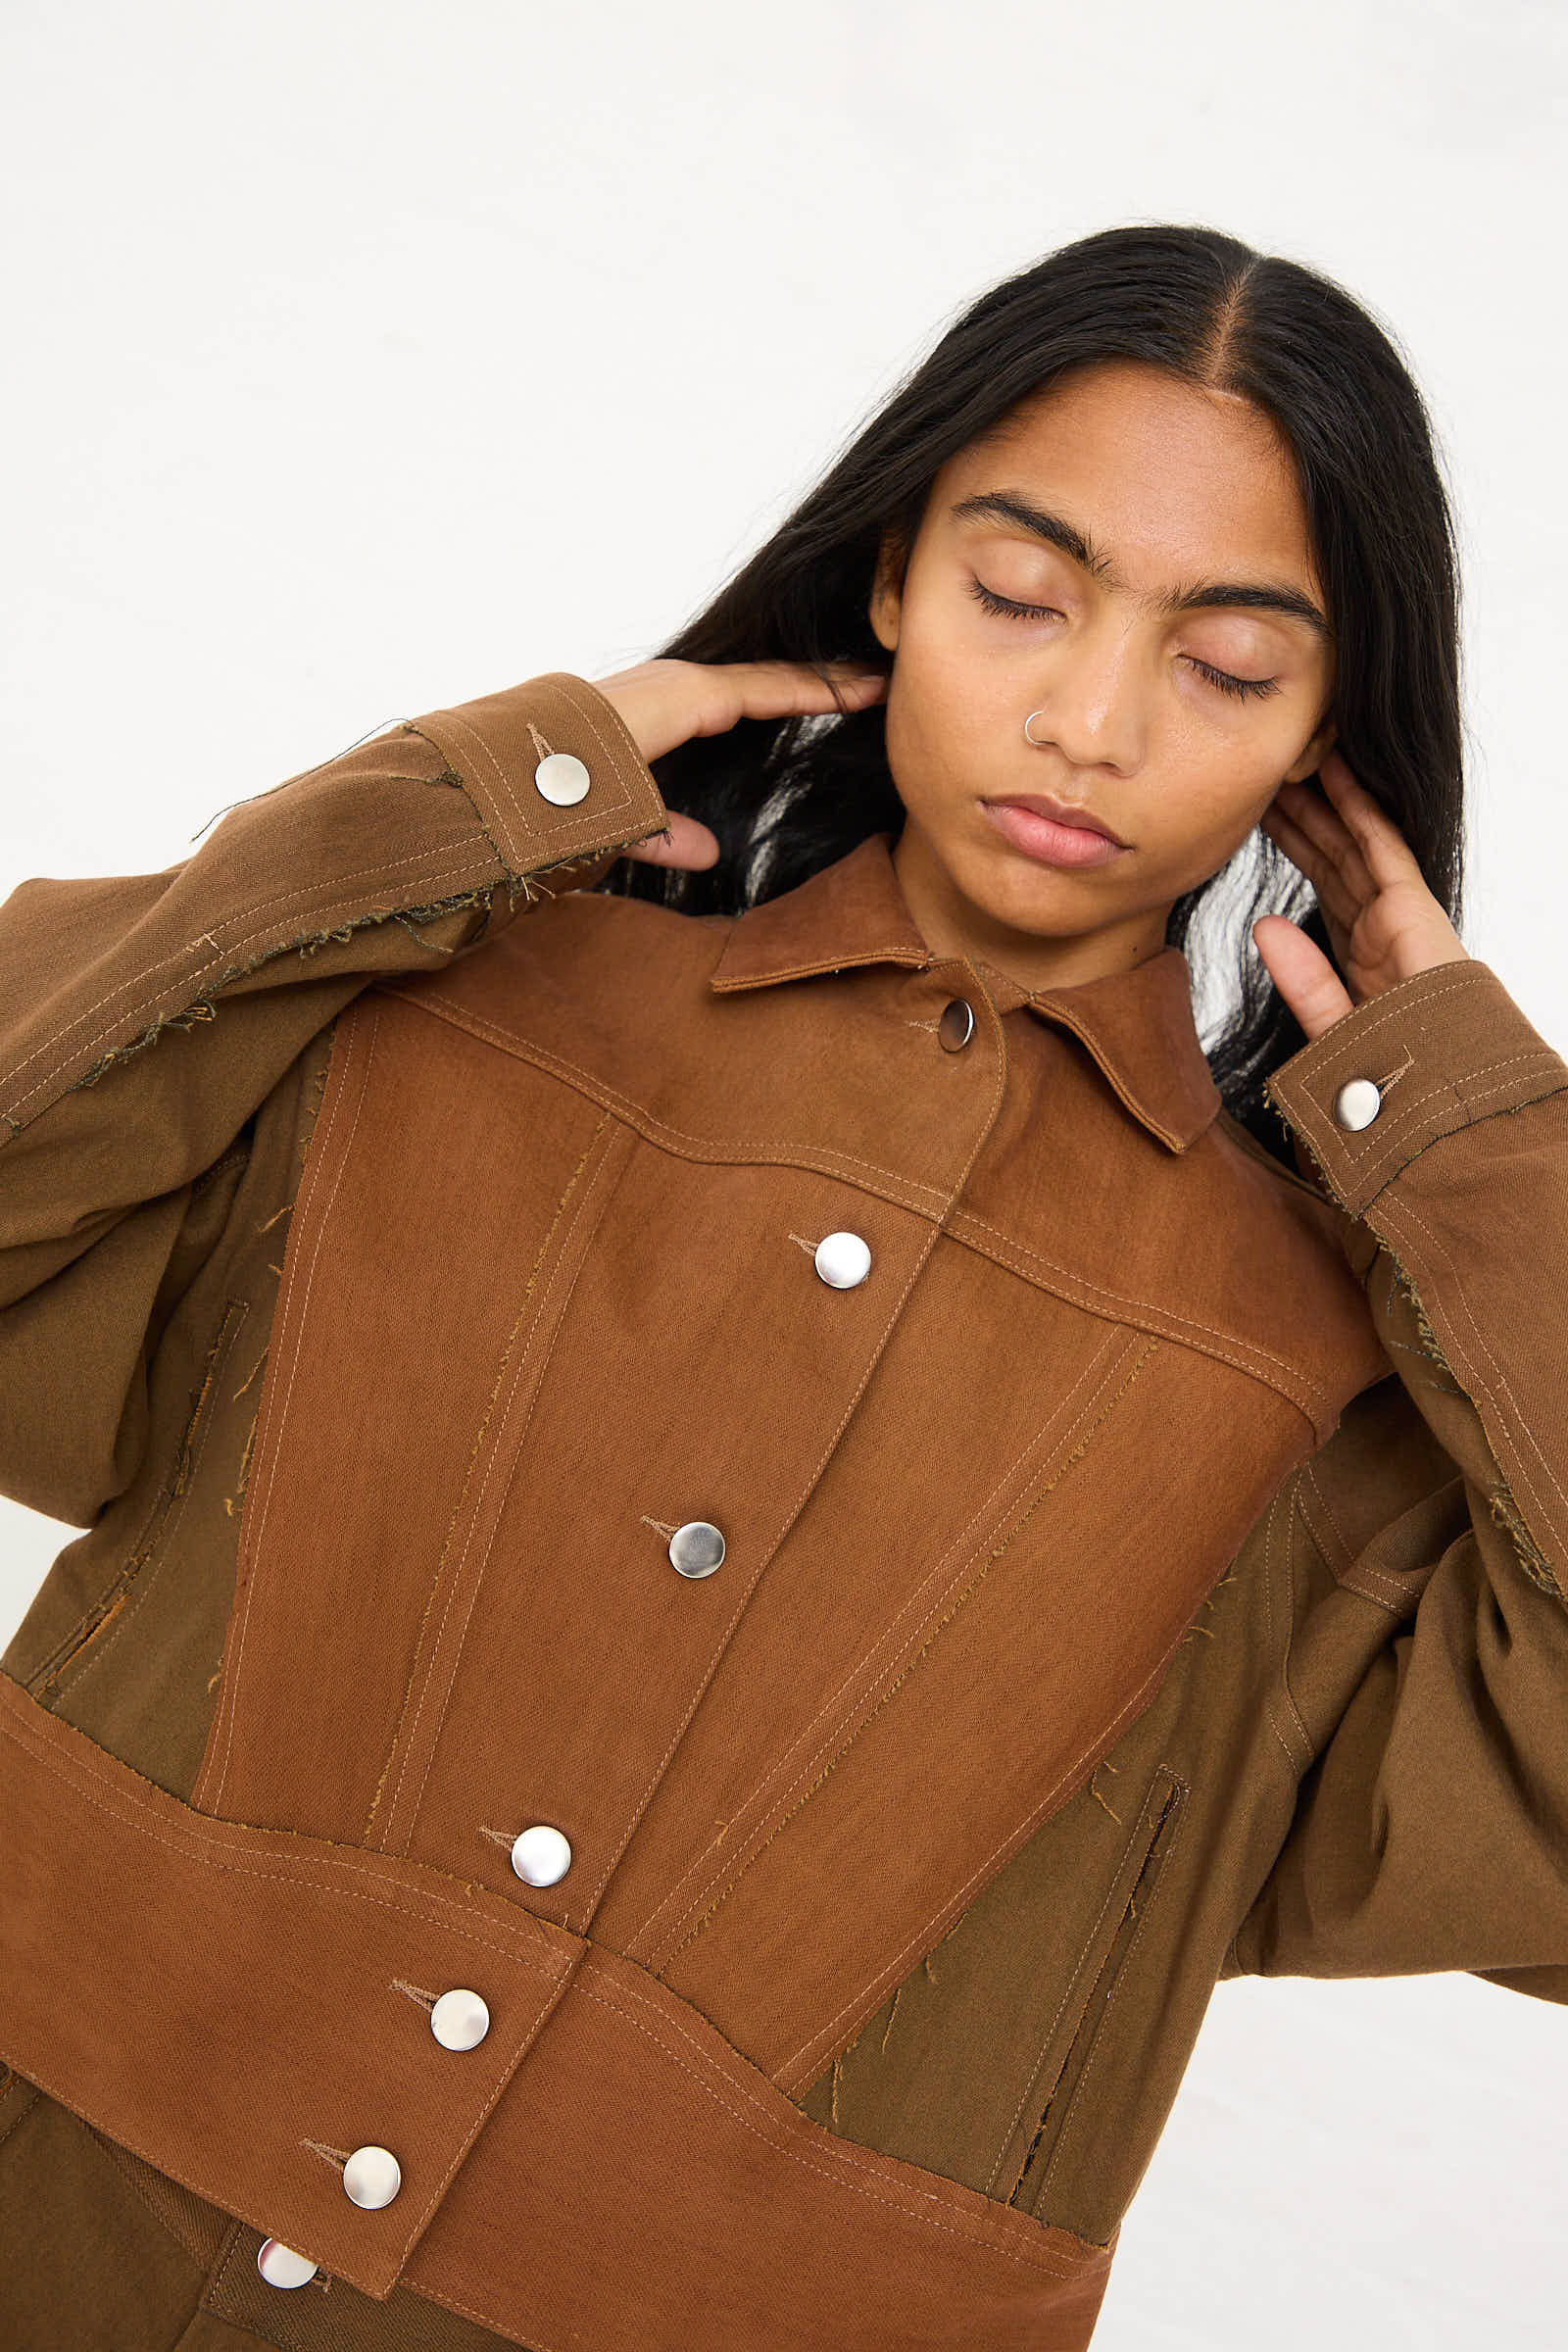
[949,835,1095,936]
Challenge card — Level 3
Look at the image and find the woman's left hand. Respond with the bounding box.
[1251,747,1470,1043]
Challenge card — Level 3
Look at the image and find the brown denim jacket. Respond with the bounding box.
[2,670,1565,2352]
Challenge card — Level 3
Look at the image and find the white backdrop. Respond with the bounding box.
[2,3,1565,2343]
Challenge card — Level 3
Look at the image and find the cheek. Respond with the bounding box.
[895,607,982,710]
[886,621,989,761]
[881,686,946,819]
[1143,739,1296,871]
[894,604,1027,759]
[1167,695,1308,801]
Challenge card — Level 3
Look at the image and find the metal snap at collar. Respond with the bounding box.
[342,2144,402,2209]
[533,751,591,807]
[512,1824,573,1886]
[1333,1076,1382,1131]
[814,1232,871,1289]
[258,2236,318,2288]
[668,1520,725,1579]
[938,999,975,1052]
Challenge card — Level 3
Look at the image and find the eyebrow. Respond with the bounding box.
[948,489,1334,642]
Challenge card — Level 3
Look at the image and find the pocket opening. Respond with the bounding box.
[30,1298,250,1701]
[1006,1766,1186,2212]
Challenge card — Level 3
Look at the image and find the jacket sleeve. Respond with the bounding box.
[0,669,669,1527]
[1224,955,1568,2000]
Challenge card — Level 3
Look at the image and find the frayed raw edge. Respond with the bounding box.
[40,837,630,1118]
[1484,1479,1564,1602]
[1382,1244,1565,1602]
[1278,1105,1564,1595]
[54,880,505,1105]
[1382,1248,1456,1381]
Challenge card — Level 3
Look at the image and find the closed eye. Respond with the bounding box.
[966,577,1064,625]
[1183,656,1280,703]
[965,576,1281,702]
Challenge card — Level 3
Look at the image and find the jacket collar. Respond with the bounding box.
[709,831,1223,1154]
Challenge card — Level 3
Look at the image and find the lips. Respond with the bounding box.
[980,798,1128,870]
[986,794,1127,848]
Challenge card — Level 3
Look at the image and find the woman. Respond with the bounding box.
[1,224,1563,2351]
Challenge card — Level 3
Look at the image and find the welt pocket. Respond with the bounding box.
[1001,1763,1187,2212]
[31,1298,251,1700]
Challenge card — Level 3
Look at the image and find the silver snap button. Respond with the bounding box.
[1333,1077,1382,1131]
[813,1232,871,1290]
[938,999,975,1051]
[342,2145,401,2209]
[257,2236,318,2288]
[668,1520,725,1579]
[430,1988,490,2050]
[511,1824,572,1886]
[533,751,591,807]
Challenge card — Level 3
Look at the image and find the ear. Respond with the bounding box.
[1281,712,1337,785]
[868,528,906,654]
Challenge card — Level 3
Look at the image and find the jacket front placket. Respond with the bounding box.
[164,808,1132,2344]
[147,801,1381,2341]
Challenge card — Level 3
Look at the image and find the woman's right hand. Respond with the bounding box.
[591,658,888,871]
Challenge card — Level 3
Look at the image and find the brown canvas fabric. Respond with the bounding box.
[0,1679,1115,2347]
[2,669,1565,2347]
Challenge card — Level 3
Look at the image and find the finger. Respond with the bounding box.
[1258,804,1360,975]
[624,809,720,869]
[1251,914,1356,1040]
[683,661,885,744]
[722,660,887,726]
[1270,776,1379,905]
[1258,801,1364,935]
[1316,749,1425,890]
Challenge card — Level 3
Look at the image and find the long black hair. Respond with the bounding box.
[595,223,1465,1167]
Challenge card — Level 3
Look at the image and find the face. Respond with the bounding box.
[868,358,1338,990]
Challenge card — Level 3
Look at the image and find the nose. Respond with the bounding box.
[1024,619,1145,775]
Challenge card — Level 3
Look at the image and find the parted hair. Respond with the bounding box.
[596,222,1466,1168]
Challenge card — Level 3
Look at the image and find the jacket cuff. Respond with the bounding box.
[402,669,671,889]
[1262,958,1568,1220]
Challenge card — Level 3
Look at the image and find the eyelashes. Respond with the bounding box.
[1185,655,1281,704]
[964,576,1281,703]
[965,578,1064,625]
